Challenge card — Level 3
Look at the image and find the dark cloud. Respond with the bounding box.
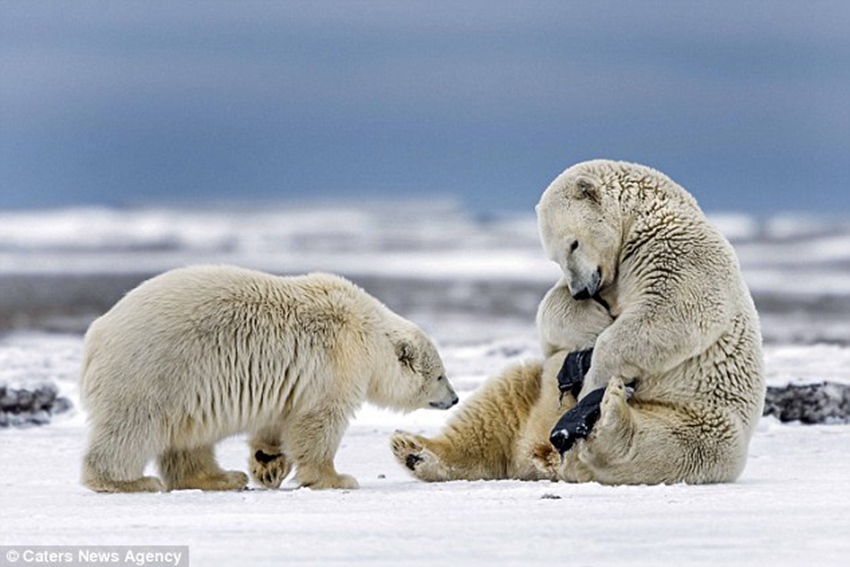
[2,1,849,213]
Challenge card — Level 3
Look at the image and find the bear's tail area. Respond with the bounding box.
[78,333,99,409]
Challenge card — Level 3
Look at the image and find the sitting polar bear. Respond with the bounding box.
[392,159,765,485]
[81,265,458,493]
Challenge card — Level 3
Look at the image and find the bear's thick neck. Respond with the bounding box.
[615,178,704,268]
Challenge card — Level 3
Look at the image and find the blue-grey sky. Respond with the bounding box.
[2,1,849,215]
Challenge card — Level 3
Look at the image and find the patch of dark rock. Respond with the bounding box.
[763,381,850,424]
[0,382,72,428]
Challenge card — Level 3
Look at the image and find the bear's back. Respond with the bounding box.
[83,266,378,383]
[95,266,374,343]
[81,266,383,435]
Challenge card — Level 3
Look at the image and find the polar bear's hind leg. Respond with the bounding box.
[82,419,166,493]
[576,377,744,485]
[390,431,454,482]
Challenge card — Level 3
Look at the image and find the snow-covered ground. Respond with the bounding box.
[1,332,849,566]
[2,411,849,566]
[1,203,850,566]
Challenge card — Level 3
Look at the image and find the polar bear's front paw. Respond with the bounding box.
[578,377,636,466]
[598,377,628,430]
[589,377,636,452]
[170,470,249,491]
[531,442,563,480]
[217,471,250,491]
[390,430,450,482]
[250,450,292,489]
[390,431,427,471]
[303,473,359,490]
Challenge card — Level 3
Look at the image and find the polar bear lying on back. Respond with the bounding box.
[392,160,765,485]
[81,265,458,493]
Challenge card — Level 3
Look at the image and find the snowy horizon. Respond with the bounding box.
[1,201,849,346]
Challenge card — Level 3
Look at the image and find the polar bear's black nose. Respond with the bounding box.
[571,267,602,300]
[430,396,458,409]
[572,288,592,301]
[430,390,459,410]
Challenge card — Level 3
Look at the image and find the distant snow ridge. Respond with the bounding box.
[0,382,72,427]
[763,382,850,424]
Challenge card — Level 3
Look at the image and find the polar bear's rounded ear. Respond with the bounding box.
[575,177,600,204]
[394,339,417,371]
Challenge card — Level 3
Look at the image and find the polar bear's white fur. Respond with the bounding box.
[392,160,764,485]
[81,265,457,493]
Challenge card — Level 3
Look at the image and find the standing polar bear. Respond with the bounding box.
[81,265,458,493]
[392,159,765,485]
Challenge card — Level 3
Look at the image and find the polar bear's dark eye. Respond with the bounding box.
[570,240,579,252]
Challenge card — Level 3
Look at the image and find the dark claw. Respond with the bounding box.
[549,387,606,455]
[557,348,594,400]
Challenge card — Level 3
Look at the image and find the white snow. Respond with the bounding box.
[1,332,849,566]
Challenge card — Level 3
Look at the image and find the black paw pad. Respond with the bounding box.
[557,348,594,400]
[549,387,605,455]
[255,450,281,465]
[405,454,424,471]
